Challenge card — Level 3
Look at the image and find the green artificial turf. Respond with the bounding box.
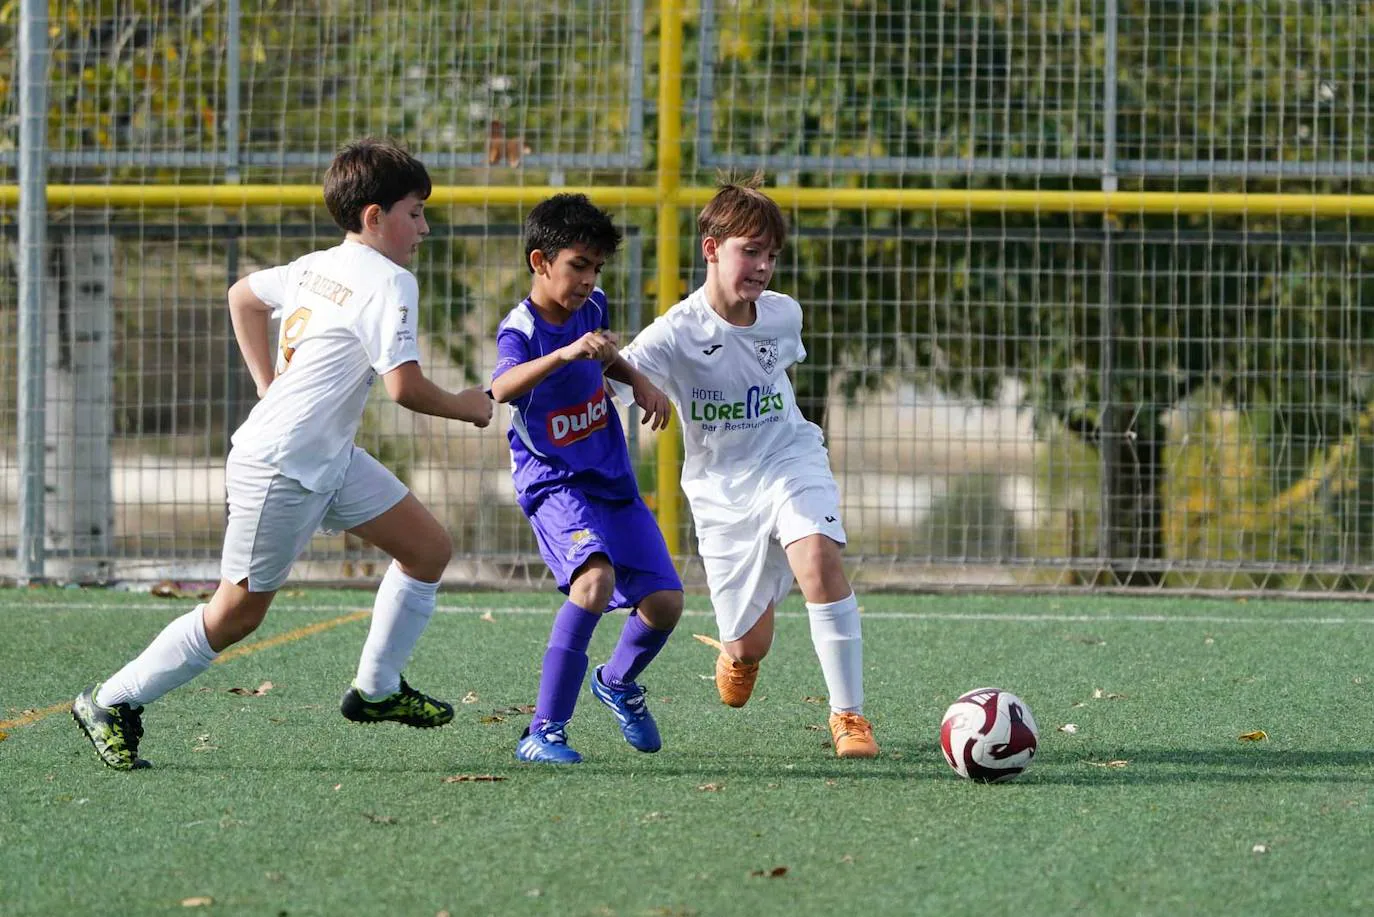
[2,588,1372,916]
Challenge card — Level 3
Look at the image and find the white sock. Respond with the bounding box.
[354,562,439,699]
[96,604,218,708]
[807,593,864,714]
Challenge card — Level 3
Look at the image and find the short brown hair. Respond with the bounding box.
[323,138,432,233]
[697,173,788,249]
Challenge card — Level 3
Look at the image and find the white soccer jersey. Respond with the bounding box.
[620,287,835,530]
[230,240,422,493]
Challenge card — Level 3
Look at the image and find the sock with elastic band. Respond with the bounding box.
[601,611,673,688]
[96,604,218,708]
[806,592,864,714]
[354,562,440,699]
[531,600,601,730]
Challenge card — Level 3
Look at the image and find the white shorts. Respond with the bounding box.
[220,446,408,592]
[696,478,846,642]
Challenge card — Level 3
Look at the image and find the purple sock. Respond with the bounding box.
[530,600,601,731]
[601,611,673,689]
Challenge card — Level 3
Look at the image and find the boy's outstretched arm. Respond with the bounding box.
[383,362,493,427]
[604,355,672,431]
[489,330,619,403]
[228,277,276,398]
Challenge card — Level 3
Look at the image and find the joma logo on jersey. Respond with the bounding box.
[548,389,609,446]
[690,384,785,423]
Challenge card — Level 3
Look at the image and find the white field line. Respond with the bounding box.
[10,602,1374,626]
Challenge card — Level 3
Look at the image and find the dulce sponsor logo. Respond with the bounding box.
[548,388,609,446]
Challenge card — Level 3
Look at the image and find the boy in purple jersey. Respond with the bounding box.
[491,193,683,764]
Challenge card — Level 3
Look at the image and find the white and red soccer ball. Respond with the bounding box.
[940,687,1039,782]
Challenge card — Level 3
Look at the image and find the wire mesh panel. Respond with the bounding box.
[1117,0,1374,178]
[695,0,1109,175]
[0,218,645,583]
[4,0,1374,594]
[0,0,647,178]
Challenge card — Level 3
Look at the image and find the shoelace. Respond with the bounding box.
[621,686,648,714]
[834,714,871,741]
[723,662,756,685]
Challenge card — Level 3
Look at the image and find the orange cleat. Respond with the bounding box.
[714,652,760,708]
[828,712,879,758]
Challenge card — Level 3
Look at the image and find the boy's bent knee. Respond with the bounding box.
[204,581,274,650]
[569,555,615,611]
[637,589,684,630]
[398,533,451,584]
[787,535,850,603]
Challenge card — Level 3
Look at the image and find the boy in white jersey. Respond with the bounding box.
[619,179,878,758]
[72,138,494,770]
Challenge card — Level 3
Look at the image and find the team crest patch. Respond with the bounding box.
[752,338,779,374]
[566,528,595,561]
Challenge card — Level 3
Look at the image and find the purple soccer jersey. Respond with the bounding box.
[494,289,680,609]
[494,290,639,511]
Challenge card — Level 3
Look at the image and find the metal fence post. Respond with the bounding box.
[17,0,50,583]
[1097,0,1120,580]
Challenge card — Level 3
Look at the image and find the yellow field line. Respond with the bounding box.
[213,610,370,663]
[0,609,370,735]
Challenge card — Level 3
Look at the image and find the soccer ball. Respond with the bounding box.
[939,687,1038,782]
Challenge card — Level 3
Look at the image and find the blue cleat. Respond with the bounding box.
[590,665,662,753]
[515,719,583,764]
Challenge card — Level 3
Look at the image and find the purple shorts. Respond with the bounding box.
[526,487,682,609]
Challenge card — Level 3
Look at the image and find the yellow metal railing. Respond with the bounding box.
[7,1,1374,557]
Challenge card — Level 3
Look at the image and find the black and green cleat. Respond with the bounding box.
[72,684,151,770]
[340,678,454,728]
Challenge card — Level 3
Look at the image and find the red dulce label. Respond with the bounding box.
[547,388,609,446]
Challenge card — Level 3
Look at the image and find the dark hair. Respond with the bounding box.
[524,193,622,273]
[697,172,788,249]
[323,138,432,233]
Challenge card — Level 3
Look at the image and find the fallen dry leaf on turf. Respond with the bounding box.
[840,854,855,864]
[442,774,507,783]
[748,867,788,879]
[802,695,826,705]
[804,724,822,731]
[1092,688,1126,700]
[1059,724,1079,734]
[1252,844,1269,854]
[479,715,506,725]
[494,704,537,715]
[227,681,274,697]
[1065,634,1106,645]
[180,897,213,907]
[480,611,496,623]
[332,784,342,791]
[692,633,725,651]
[1086,759,1130,768]
[0,730,7,743]
[696,783,723,792]
[461,691,479,704]
[363,813,399,824]
[1239,730,1268,742]
[152,580,215,600]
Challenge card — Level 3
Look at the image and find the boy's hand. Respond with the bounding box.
[632,378,672,431]
[456,386,494,428]
[560,330,619,364]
